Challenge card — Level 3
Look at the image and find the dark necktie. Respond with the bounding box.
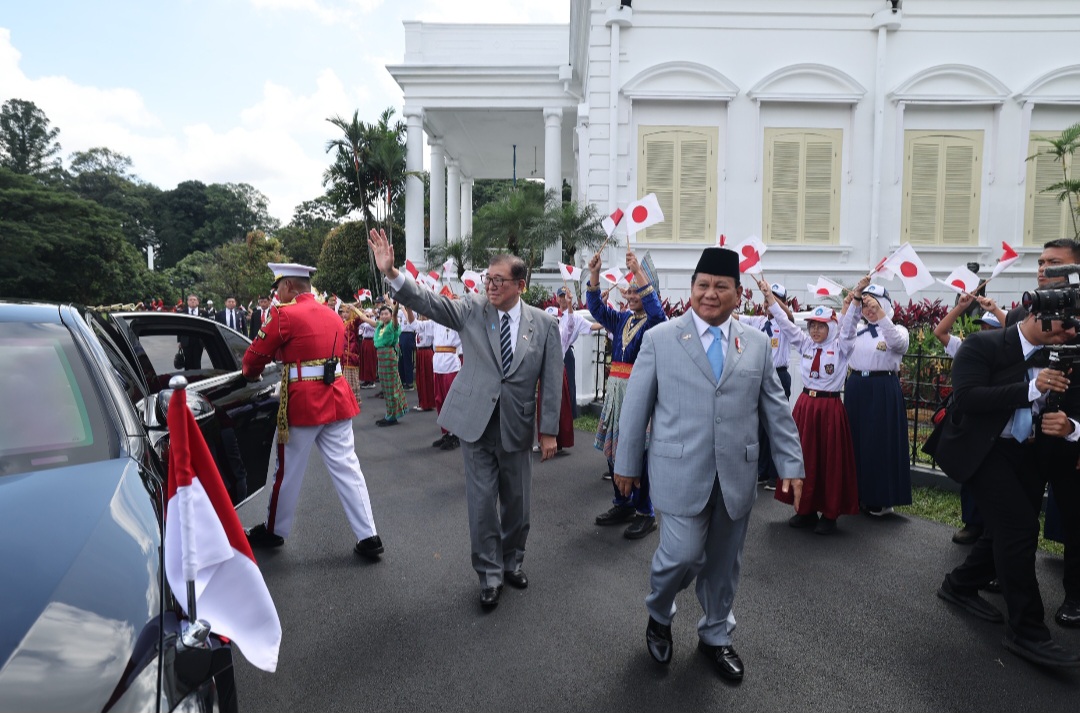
[228,311,234,329]
[500,314,513,376]
[857,323,879,338]
[810,348,823,378]
[764,320,773,337]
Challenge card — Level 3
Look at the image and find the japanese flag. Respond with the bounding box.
[732,236,767,274]
[460,270,482,294]
[938,265,980,295]
[871,255,895,281]
[625,194,665,236]
[806,276,845,297]
[991,241,1020,278]
[600,266,626,287]
[559,263,583,282]
[404,259,419,279]
[442,258,456,279]
[881,243,935,295]
[165,390,281,672]
[602,208,624,237]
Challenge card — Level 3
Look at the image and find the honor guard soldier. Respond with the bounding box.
[242,262,385,559]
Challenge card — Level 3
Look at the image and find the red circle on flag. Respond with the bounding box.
[632,206,649,223]
[742,246,758,259]
[816,288,829,295]
[951,279,965,289]
[900,261,919,278]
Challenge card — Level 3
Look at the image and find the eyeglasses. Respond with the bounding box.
[481,274,519,288]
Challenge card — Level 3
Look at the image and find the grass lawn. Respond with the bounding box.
[574,415,1064,556]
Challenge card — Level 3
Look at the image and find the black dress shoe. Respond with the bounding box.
[788,513,818,529]
[480,586,502,609]
[1002,629,1080,668]
[645,616,672,664]
[980,578,1002,594]
[246,523,284,548]
[440,435,460,450]
[375,418,399,427]
[432,434,449,448]
[814,517,838,535]
[596,505,637,526]
[937,577,1003,623]
[624,514,657,540]
[354,535,384,559]
[1055,598,1080,628]
[952,524,983,545]
[698,640,744,682]
[504,568,528,589]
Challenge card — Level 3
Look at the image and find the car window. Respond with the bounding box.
[0,322,115,475]
[140,333,209,373]
[221,326,251,367]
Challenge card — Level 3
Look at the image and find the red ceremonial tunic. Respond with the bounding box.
[243,292,360,427]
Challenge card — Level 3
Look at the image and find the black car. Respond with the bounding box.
[0,303,280,712]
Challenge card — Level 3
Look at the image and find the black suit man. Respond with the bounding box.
[930,313,1080,668]
[178,294,206,369]
[216,297,247,334]
[249,296,271,340]
[1003,239,1080,628]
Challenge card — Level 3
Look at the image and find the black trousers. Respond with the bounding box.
[946,439,1049,641]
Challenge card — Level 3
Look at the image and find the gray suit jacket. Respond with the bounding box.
[388,276,563,450]
[614,311,804,520]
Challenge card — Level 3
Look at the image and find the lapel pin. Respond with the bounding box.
[681,333,692,341]
[735,336,743,354]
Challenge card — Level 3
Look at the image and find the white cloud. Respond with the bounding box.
[245,0,385,26]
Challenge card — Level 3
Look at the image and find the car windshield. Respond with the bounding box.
[0,322,114,475]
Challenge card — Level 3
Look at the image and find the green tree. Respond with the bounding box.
[1031,122,1080,239]
[276,198,338,266]
[0,167,151,303]
[526,189,607,265]
[318,221,381,297]
[67,147,158,252]
[201,231,289,305]
[0,99,62,177]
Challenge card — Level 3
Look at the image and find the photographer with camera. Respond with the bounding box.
[929,292,1080,667]
[1004,240,1080,631]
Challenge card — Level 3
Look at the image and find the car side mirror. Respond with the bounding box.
[155,387,216,426]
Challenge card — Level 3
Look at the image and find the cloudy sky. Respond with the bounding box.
[0,0,569,222]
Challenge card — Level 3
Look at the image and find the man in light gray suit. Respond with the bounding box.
[615,247,804,682]
[368,229,563,610]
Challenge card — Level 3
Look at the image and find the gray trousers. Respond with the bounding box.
[459,405,532,588]
[646,478,750,646]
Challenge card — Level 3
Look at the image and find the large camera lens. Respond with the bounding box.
[1023,288,1079,314]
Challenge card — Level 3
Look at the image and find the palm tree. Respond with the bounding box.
[1031,122,1080,239]
[526,189,607,266]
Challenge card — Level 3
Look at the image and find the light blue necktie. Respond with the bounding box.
[1011,405,1032,442]
[706,326,725,381]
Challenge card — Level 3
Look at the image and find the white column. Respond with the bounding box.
[404,107,425,269]
[461,178,474,238]
[429,139,446,249]
[543,107,564,268]
[446,159,461,244]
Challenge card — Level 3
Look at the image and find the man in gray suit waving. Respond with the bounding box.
[369,229,563,610]
[615,247,804,682]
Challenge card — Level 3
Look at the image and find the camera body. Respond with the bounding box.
[1022,264,1080,331]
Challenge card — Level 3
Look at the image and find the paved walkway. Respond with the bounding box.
[234,394,1078,712]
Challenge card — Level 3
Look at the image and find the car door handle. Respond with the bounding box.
[257,386,273,398]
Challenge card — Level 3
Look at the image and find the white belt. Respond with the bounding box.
[288,363,343,381]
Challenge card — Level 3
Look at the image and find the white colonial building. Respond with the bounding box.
[388,0,1080,398]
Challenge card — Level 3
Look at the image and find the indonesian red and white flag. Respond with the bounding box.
[404,259,419,279]
[881,243,935,294]
[806,276,845,297]
[991,241,1020,278]
[164,390,281,672]
[600,266,626,287]
[717,234,728,247]
[460,270,482,294]
[439,284,455,298]
[559,262,583,282]
[938,265,980,295]
[418,272,439,291]
[602,208,624,237]
[442,258,456,279]
[625,194,665,236]
[732,236,767,274]
[356,288,373,303]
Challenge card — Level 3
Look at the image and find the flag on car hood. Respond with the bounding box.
[164,389,281,672]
